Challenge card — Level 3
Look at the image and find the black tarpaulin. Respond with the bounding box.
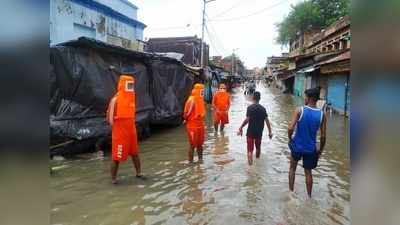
[150,59,194,125]
[50,45,153,141]
[50,37,197,149]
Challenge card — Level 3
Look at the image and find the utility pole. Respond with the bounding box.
[231,53,234,76]
[200,0,215,68]
[231,48,238,76]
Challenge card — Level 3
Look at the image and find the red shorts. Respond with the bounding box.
[186,125,205,147]
[247,136,261,153]
[213,110,229,125]
[112,119,139,161]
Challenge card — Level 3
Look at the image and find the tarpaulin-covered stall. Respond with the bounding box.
[50,37,197,155]
[150,59,196,125]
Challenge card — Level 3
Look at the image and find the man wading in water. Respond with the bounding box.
[107,75,143,184]
[288,87,327,198]
[183,84,206,163]
[238,91,273,165]
[212,83,230,132]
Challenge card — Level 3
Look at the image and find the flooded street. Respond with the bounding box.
[51,83,350,225]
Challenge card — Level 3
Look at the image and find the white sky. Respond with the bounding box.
[129,0,301,69]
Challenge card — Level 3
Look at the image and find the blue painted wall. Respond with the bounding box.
[327,74,349,113]
[294,72,305,97]
[50,0,145,49]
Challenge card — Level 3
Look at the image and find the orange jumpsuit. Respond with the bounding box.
[107,75,139,161]
[212,87,230,125]
[183,84,205,147]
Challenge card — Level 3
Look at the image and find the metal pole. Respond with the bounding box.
[200,0,215,68]
[235,56,237,76]
[200,0,206,68]
[232,51,236,76]
[231,48,238,76]
[231,51,234,76]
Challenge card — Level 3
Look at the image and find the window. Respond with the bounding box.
[125,81,134,92]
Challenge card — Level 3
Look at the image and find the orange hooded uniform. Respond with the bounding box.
[212,85,230,125]
[107,75,139,161]
[183,84,205,147]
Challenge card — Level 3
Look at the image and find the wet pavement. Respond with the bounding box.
[51,83,350,225]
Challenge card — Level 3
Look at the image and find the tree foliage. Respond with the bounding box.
[312,0,350,26]
[276,0,350,46]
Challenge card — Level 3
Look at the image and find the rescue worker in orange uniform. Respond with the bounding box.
[107,75,142,184]
[183,83,206,163]
[212,83,231,132]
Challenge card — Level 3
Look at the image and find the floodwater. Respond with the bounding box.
[51,83,350,225]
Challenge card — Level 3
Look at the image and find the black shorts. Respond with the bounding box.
[289,142,318,170]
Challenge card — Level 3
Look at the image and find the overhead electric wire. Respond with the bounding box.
[148,24,201,31]
[206,27,227,54]
[210,0,261,19]
[205,13,229,55]
[209,0,289,22]
[205,24,222,56]
[207,27,228,56]
[204,21,228,56]
[212,0,244,18]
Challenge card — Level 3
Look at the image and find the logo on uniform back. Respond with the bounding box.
[117,144,123,158]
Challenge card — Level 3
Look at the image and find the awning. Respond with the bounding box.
[297,66,319,73]
[281,73,295,80]
[276,70,295,80]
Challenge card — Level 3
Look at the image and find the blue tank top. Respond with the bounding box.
[291,106,323,154]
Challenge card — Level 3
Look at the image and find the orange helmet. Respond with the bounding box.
[115,75,135,118]
[184,83,205,120]
[191,83,204,97]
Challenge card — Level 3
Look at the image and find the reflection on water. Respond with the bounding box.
[51,83,350,225]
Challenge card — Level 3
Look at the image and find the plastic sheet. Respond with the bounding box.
[50,37,197,153]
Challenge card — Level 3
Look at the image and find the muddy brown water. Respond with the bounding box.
[51,83,350,225]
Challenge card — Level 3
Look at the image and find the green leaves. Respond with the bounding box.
[276,0,350,46]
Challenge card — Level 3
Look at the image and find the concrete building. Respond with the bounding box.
[265,54,290,91]
[211,56,222,62]
[217,55,244,77]
[266,55,288,77]
[289,16,351,116]
[210,56,223,67]
[146,36,209,67]
[288,30,320,58]
[317,50,350,114]
[306,16,350,54]
[50,0,146,51]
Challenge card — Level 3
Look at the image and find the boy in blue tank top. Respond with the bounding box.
[288,87,327,198]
